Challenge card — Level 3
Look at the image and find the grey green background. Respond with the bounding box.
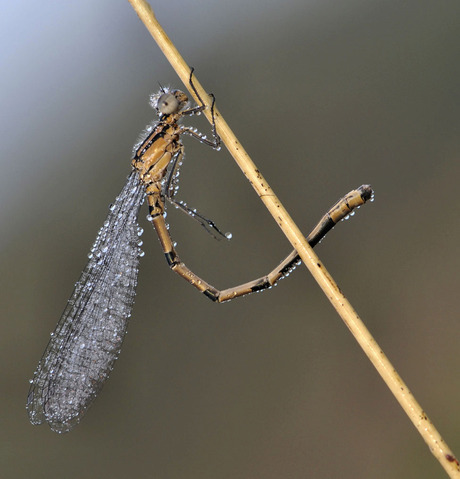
[1,1,459,478]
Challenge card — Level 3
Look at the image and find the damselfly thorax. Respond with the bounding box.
[132,90,188,211]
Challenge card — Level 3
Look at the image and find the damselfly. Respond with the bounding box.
[27,72,373,433]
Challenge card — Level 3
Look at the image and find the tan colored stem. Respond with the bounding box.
[127,1,460,476]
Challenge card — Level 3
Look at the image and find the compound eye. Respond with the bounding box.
[157,93,179,114]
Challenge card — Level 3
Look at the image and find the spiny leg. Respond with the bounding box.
[180,68,221,150]
[166,198,229,240]
[151,185,373,303]
[162,148,228,240]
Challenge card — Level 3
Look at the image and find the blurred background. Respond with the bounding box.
[1,1,459,477]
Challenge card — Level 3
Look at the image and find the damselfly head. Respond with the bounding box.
[150,89,189,115]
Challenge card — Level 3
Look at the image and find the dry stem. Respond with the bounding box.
[127,1,459,476]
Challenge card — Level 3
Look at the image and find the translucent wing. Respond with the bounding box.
[27,171,145,433]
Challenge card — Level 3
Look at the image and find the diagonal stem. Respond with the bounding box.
[127,1,459,476]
